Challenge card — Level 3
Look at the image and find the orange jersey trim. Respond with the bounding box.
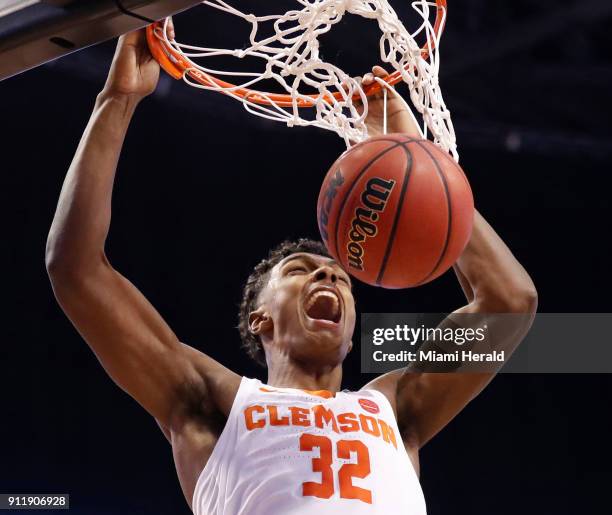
[259,386,336,399]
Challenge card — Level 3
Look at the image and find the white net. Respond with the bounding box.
[153,0,457,160]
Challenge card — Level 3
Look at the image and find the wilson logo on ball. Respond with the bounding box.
[347,177,395,270]
[318,168,345,245]
[317,136,473,288]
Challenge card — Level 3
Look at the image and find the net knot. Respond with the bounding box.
[335,0,353,16]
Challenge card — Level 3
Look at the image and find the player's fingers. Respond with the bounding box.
[160,17,176,40]
[372,65,389,78]
[116,29,151,58]
[362,72,374,86]
[119,29,143,46]
[167,17,175,40]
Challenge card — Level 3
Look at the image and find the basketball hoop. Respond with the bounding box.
[146,0,457,159]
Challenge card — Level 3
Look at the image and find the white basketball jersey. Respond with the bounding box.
[192,377,426,515]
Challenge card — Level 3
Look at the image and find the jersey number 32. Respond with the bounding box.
[300,433,372,504]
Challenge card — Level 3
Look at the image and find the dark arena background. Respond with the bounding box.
[1,1,611,514]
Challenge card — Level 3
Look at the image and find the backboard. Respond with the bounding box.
[0,0,202,80]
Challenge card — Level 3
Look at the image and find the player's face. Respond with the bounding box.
[257,253,356,366]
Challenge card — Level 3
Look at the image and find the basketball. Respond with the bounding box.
[317,134,474,288]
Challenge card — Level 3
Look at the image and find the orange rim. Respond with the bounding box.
[146,0,447,108]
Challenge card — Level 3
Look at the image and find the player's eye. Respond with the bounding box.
[287,266,307,275]
[334,270,350,285]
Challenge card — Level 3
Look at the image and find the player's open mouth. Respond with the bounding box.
[303,288,342,325]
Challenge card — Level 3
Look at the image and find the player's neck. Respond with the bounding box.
[266,360,343,393]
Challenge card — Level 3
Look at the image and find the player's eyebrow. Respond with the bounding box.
[281,254,352,286]
[282,253,335,269]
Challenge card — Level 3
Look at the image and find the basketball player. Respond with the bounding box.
[45,26,537,514]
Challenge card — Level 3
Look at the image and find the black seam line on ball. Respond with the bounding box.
[333,140,408,267]
[413,140,452,286]
[114,0,156,23]
[375,144,413,286]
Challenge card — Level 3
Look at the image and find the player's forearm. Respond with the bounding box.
[387,107,421,137]
[46,92,139,273]
[454,210,537,313]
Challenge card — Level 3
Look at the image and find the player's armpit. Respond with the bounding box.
[47,259,240,430]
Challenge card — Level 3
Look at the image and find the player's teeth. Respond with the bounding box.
[306,290,339,309]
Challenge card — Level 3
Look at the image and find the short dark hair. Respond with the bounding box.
[238,238,330,366]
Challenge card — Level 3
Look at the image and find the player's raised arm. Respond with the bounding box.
[45,27,238,430]
[361,66,537,449]
[400,212,536,444]
[367,210,537,450]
